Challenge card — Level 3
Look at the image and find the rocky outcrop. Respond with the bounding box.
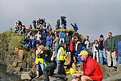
[0,30,121,81]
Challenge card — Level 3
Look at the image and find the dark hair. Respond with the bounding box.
[109,32,112,35]
[94,40,98,43]
[86,35,89,38]
[60,43,66,48]
[100,35,103,38]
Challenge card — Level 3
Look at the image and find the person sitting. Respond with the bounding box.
[30,36,37,49]
[72,50,103,81]
[43,51,56,81]
[29,25,32,29]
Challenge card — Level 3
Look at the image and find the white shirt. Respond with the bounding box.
[92,44,98,52]
[85,40,90,49]
[35,33,41,41]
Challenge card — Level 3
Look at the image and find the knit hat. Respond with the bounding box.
[100,35,103,38]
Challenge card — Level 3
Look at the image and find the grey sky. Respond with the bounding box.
[0,0,121,42]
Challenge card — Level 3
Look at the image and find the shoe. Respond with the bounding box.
[35,71,39,78]
[114,66,117,71]
[35,75,39,78]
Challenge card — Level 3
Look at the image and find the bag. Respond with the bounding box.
[64,53,71,65]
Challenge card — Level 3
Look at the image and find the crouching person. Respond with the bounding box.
[34,45,46,78]
[56,43,66,76]
[43,51,56,81]
[72,50,103,81]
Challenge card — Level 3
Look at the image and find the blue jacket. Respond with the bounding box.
[42,30,46,39]
[29,39,37,45]
[117,41,121,55]
[46,36,52,46]
[74,25,78,31]
[59,32,65,38]
[76,46,89,62]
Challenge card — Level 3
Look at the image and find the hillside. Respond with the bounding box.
[0,29,121,81]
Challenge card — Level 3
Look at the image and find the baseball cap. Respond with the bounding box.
[78,50,88,56]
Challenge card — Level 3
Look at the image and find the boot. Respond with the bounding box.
[35,71,39,78]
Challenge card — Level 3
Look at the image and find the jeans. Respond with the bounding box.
[66,44,70,52]
[99,50,107,64]
[31,42,35,49]
[25,44,29,49]
[47,46,51,51]
[116,54,121,67]
[36,63,44,71]
[43,62,56,81]
[19,30,24,34]
[59,38,64,45]
[55,45,59,58]
[93,51,99,62]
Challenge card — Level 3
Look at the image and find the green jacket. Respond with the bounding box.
[53,37,59,46]
[105,37,116,52]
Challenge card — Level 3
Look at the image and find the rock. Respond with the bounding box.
[31,66,36,76]
[14,47,19,53]
[18,50,24,59]
[12,61,17,67]
[14,67,21,72]
[102,73,121,81]
[17,62,22,67]
[99,64,109,78]
[22,61,27,70]
[21,72,31,80]
[117,64,121,72]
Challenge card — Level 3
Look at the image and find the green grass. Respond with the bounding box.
[0,30,24,49]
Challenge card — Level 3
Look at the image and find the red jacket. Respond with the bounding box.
[29,26,32,29]
[70,41,76,52]
[82,56,103,81]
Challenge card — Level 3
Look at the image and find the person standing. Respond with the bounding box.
[83,36,90,50]
[59,30,65,44]
[92,40,99,62]
[115,41,121,68]
[46,33,52,51]
[53,34,59,58]
[70,37,76,66]
[105,32,117,67]
[99,35,107,64]
[32,20,36,29]
[56,43,66,75]
[35,31,41,41]
[64,32,71,53]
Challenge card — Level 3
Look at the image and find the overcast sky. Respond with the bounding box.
[0,0,121,42]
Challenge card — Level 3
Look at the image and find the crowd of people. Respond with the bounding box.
[14,18,121,81]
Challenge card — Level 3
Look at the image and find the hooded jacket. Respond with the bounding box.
[82,56,103,81]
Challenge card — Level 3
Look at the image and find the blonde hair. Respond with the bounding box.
[37,45,49,51]
[37,45,45,51]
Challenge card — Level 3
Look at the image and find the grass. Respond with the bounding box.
[0,28,85,50]
[0,30,24,49]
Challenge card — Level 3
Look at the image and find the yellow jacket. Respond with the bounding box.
[35,50,45,64]
[57,47,66,61]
